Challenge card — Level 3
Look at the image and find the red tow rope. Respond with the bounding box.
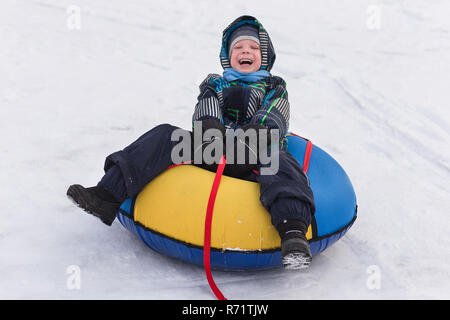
[285,133,313,174]
[203,155,227,300]
[302,140,313,174]
[202,136,313,300]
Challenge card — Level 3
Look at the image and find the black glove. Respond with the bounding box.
[192,119,226,173]
[240,123,272,149]
[196,118,226,136]
[222,86,251,122]
[223,123,271,178]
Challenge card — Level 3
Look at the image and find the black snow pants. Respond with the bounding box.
[98,123,315,227]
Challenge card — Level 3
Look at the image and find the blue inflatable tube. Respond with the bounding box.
[117,134,357,270]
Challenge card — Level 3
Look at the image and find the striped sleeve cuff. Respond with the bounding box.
[192,96,222,122]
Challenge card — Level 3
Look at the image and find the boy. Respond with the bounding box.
[67,15,315,269]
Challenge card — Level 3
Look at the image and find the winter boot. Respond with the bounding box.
[66,184,120,226]
[277,219,312,270]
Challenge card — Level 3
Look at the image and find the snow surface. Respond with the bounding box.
[1,0,449,299]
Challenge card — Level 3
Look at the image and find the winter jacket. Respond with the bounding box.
[192,15,290,141]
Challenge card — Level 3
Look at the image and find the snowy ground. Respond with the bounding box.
[1,0,449,299]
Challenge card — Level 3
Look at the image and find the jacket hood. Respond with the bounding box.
[220,15,276,72]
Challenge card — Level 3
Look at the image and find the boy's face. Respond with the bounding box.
[230,39,262,73]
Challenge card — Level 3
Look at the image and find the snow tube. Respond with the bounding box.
[117,133,357,270]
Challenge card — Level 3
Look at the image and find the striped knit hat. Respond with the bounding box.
[220,15,276,72]
[227,25,260,58]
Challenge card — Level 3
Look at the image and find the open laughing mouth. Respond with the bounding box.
[239,58,253,66]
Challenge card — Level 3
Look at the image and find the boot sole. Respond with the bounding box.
[282,252,312,270]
